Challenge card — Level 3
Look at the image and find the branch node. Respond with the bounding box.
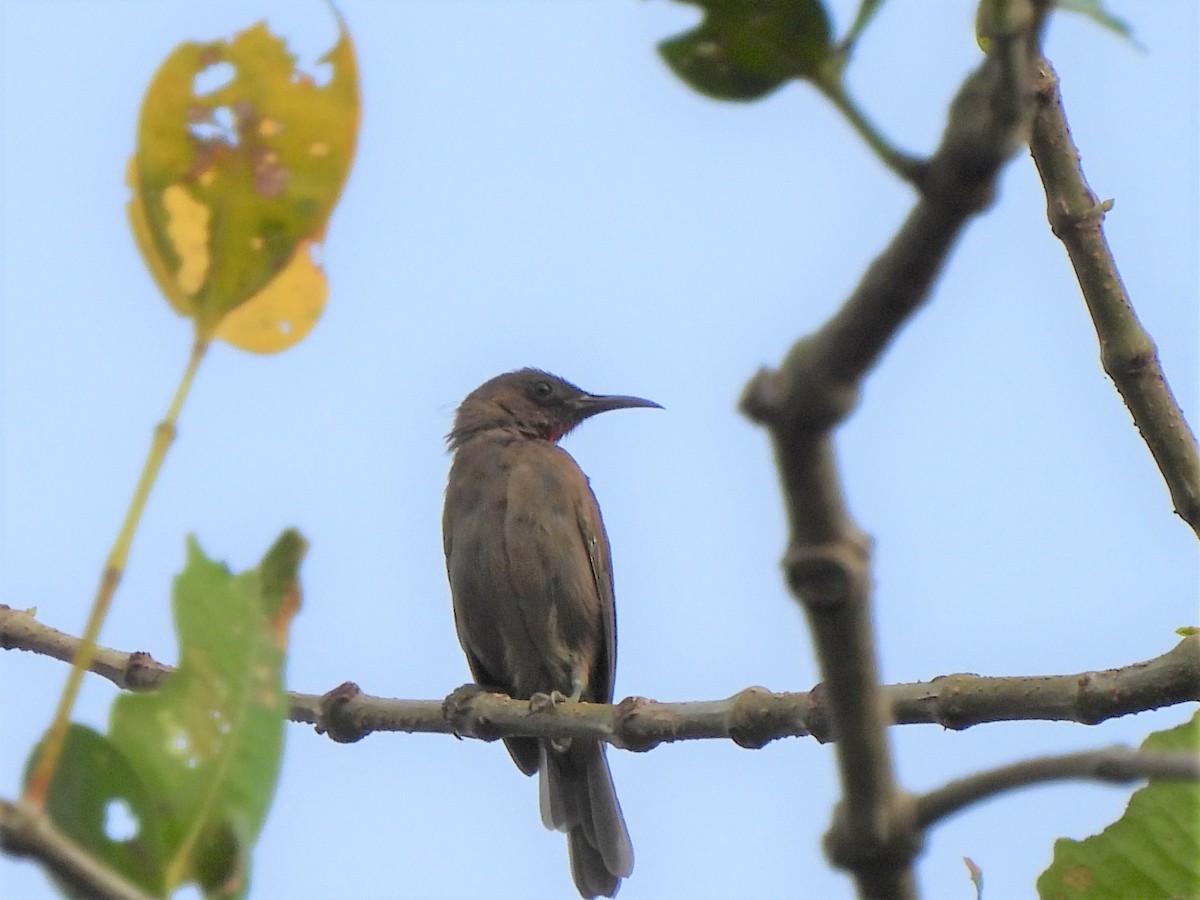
[783,539,870,612]
[739,366,789,425]
[728,686,792,750]
[823,792,923,875]
[317,681,368,743]
[805,682,838,744]
[614,695,672,753]
[927,673,980,731]
[441,683,507,743]
[1073,671,1113,727]
[122,651,164,691]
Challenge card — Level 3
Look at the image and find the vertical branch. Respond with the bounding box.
[1027,59,1200,537]
[741,9,1045,898]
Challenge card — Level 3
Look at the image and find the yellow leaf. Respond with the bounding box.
[162,185,210,296]
[126,13,359,345]
[215,241,326,354]
[127,159,195,320]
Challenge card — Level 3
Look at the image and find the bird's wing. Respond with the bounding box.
[499,445,614,703]
[443,445,515,694]
[576,484,617,705]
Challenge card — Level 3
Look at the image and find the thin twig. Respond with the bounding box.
[1028,57,1200,536]
[914,747,1200,828]
[0,798,157,900]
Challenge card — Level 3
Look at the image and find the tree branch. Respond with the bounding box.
[5,604,1195,745]
[10,611,1194,749]
[0,604,172,692]
[1027,56,1200,537]
[913,747,1200,829]
[739,6,1048,897]
[0,798,156,900]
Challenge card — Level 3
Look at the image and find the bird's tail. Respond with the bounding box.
[539,742,633,898]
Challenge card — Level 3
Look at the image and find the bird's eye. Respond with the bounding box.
[532,380,553,399]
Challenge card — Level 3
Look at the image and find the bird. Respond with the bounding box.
[442,368,660,898]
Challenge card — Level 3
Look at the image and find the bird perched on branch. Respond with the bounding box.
[443,368,660,898]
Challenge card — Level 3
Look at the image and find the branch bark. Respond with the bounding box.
[1028,56,1200,537]
[739,7,1048,898]
[9,606,1194,747]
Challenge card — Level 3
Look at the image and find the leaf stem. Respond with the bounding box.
[23,337,210,806]
[815,72,925,186]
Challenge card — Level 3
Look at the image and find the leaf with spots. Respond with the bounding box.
[104,530,305,898]
[126,15,359,348]
[22,724,168,898]
[214,239,326,353]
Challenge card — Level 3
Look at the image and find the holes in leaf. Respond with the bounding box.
[266,7,339,87]
[188,105,239,147]
[293,62,334,88]
[104,798,139,843]
[193,61,235,96]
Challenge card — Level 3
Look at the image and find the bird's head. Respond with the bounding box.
[448,368,661,448]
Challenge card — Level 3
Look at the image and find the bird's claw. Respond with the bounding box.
[528,690,568,714]
[528,691,578,754]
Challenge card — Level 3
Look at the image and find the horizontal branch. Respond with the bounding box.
[4,604,1196,748]
[914,747,1200,828]
[0,798,155,900]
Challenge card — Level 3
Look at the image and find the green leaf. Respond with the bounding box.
[1037,712,1200,899]
[658,0,834,102]
[127,16,360,345]
[23,724,168,897]
[106,530,305,898]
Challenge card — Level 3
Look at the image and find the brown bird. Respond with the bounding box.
[443,368,660,898]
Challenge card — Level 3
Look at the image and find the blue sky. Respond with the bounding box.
[2,2,1197,898]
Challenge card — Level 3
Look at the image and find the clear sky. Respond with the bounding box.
[2,2,1197,898]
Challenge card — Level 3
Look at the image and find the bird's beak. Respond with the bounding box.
[572,392,663,421]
